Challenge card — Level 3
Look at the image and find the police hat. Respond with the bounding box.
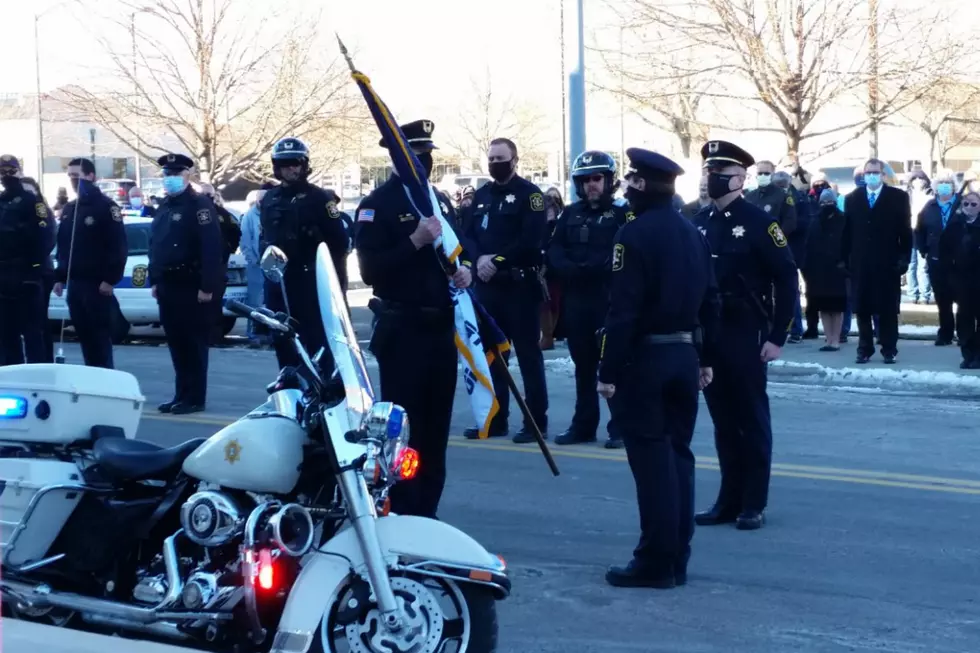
[157,153,195,173]
[379,119,438,151]
[0,154,21,172]
[701,140,755,169]
[625,147,685,182]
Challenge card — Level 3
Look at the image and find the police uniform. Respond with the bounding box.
[547,150,630,448]
[259,138,349,371]
[208,198,242,342]
[325,188,355,292]
[55,178,128,368]
[148,153,224,414]
[598,148,720,588]
[355,119,461,519]
[462,157,550,443]
[0,154,56,365]
[744,179,798,235]
[691,141,798,530]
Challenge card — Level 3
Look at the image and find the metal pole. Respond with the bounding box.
[567,0,587,202]
[868,0,880,158]
[34,14,46,188]
[132,12,142,186]
[619,25,625,172]
[559,0,568,193]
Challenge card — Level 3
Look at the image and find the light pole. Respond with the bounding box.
[33,14,45,185]
[559,0,568,191]
[619,25,625,172]
[130,9,150,186]
[567,0,587,201]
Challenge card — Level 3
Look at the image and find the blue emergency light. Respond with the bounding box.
[0,395,28,419]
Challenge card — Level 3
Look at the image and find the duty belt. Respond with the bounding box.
[641,332,693,345]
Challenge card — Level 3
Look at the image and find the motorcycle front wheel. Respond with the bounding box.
[314,572,498,653]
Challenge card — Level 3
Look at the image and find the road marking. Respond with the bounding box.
[142,412,980,496]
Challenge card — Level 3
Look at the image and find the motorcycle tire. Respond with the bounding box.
[311,576,499,653]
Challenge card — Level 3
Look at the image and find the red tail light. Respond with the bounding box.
[392,447,420,481]
[256,548,275,590]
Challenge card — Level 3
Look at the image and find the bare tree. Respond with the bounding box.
[901,79,980,170]
[445,73,550,173]
[608,0,960,156]
[57,0,362,186]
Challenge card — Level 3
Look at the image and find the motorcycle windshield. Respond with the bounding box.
[315,243,375,431]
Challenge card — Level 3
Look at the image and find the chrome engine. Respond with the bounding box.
[180,491,247,547]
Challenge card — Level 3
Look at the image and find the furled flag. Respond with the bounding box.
[337,38,510,439]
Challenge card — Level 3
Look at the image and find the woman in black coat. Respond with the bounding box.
[804,189,849,351]
[943,190,980,367]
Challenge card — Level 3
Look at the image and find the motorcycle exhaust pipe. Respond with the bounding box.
[81,614,192,642]
[1,531,184,625]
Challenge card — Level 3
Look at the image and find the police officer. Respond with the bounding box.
[463,137,549,442]
[197,182,242,342]
[598,148,720,588]
[52,158,127,368]
[744,160,798,234]
[691,141,798,531]
[259,138,349,371]
[547,150,630,449]
[355,118,470,519]
[0,155,55,365]
[19,176,57,363]
[325,187,354,294]
[148,153,224,415]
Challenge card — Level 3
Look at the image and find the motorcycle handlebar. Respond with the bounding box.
[224,298,290,333]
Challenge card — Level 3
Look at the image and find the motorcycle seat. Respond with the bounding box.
[93,437,207,482]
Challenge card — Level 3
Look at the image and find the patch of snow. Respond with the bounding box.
[770,360,980,393]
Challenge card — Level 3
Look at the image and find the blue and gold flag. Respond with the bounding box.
[339,39,509,439]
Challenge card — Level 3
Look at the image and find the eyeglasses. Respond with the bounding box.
[963,201,979,207]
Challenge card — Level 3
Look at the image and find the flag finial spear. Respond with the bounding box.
[335,33,357,73]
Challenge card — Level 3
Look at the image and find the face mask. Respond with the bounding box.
[813,184,829,195]
[707,172,737,199]
[756,174,772,187]
[0,175,22,191]
[131,197,143,208]
[821,204,836,213]
[488,160,514,183]
[936,183,953,197]
[864,173,882,188]
[416,152,434,179]
[163,175,186,195]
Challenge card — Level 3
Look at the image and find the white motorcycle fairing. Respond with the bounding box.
[270,515,510,653]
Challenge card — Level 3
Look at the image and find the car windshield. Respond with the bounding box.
[126,223,151,256]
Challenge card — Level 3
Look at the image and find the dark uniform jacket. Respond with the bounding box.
[147,186,224,294]
[546,197,631,290]
[0,184,56,281]
[464,175,548,275]
[55,190,127,285]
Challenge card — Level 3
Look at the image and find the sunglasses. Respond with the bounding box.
[963,201,979,207]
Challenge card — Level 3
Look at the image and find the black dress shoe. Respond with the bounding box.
[554,429,596,445]
[882,354,896,364]
[463,425,508,440]
[512,427,546,444]
[735,510,765,530]
[855,354,870,364]
[605,562,676,589]
[158,401,177,413]
[694,505,739,526]
[170,403,205,415]
[603,437,625,450]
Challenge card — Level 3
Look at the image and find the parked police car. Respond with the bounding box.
[48,215,249,342]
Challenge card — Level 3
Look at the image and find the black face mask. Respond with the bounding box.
[488,160,514,183]
[0,175,21,191]
[820,204,836,215]
[625,186,655,214]
[707,172,737,199]
[416,152,434,179]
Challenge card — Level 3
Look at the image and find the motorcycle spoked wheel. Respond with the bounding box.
[315,572,498,653]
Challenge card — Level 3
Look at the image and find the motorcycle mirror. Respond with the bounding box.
[261,246,288,283]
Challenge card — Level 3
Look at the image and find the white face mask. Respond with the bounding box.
[756,173,772,187]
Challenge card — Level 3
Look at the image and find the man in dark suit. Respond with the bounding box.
[842,158,913,364]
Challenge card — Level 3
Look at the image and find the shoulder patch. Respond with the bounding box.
[327,201,340,218]
[768,222,787,248]
[197,208,212,225]
[529,193,545,211]
[625,211,636,223]
[35,203,47,219]
[110,205,122,222]
[357,208,375,223]
[785,193,795,206]
[612,243,625,271]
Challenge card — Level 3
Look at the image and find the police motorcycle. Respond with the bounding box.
[0,243,509,652]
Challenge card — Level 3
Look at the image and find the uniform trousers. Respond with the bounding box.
[609,342,699,573]
[476,279,548,431]
[66,280,114,368]
[371,308,458,519]
[0,279,46,365]
[702,322,773,513]
[265,267,330,372]
[158,282,213,406]
[563,287,616,438]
